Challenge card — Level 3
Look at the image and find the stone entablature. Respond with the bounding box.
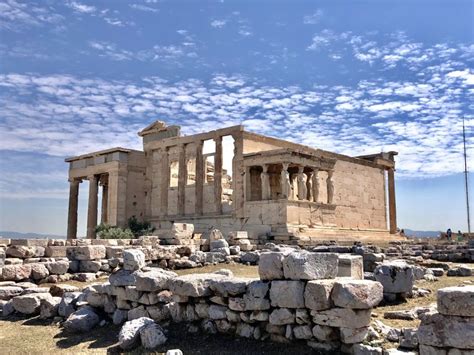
[65,121,398,242]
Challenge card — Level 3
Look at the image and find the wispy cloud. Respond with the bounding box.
[303,10,323,25]
[0,70,472,179]
[210,19,226,28]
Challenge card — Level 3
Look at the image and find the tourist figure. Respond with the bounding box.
[457,230,463,241]
[446,228,452,241]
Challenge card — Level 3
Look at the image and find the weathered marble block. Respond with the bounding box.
[45,246,68,258]
[135,269,177,292]
[418,312,474,349]
[311,308,372,328]
[338,255,364,279]
[283,252,338,280]
[437,285,474,317]
[331,279,383,309]
[123,249,146,271]
[169,273,226,297]
[68,246,106,261]
[304,279,335,310]
[258,252,285,280]
[374,260,414,294]
[270,280,305,308]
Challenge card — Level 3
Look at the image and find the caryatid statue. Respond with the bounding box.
[312,168,320,203]
[261,164,271,200]
[297,166,307,201]
[327,170,334,204]
[280,162,291,199]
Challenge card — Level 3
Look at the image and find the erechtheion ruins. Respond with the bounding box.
[65,121,398,244]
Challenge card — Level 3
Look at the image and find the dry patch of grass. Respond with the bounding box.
[374,275,473,328]
[174,263,259,278]
[0,315,119,354]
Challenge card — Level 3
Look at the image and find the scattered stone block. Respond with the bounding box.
[135,269,177,292]
[437,286,474,317]
[119,317,155,350]
[374,261,414,294]
[69,246,106,261]
[283,252,338,280]
[169,273,226,297]
[418,312,474,349]
[12,292,52,314]
[123,249,146,271]
[1,264,32,281]
[0,286,23,300]
[140,322,167,349]
[64,306,100,332]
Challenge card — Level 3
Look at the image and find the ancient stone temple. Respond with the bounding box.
[65,121,398,244]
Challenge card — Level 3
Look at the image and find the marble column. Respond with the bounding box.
[101,183,108,224]
[177,144,187,216]
[231,132,244,217]
[86,175,99,239]
[327,170,334,205]
[160,147,169,216]
[67,179,80,240]
[388,168,397,234]
[297,166,307,201]
[280,163,290,199]
[214,136,223,213]
[312,169,319,203]
[261,164,271,200]
[195,141,204,215]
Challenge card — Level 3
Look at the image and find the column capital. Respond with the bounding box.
[68,178,81,185]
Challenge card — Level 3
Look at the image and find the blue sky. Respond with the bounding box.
[0,0,473,236]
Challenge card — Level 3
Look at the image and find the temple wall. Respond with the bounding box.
[332,160,387,230]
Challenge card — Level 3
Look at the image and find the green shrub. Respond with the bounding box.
[96,223,134,239]
[127,216,155,237]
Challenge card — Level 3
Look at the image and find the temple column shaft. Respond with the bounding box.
[67,179,80,240]
[101,183,108,224]
[306,171,313,201]
[86,175,98,239]
[214,136,223,213]
[161,148,169,216]
[195,141,204,215]
[388,168,397,234]
[177,144,186,216]
[261,164,271,200]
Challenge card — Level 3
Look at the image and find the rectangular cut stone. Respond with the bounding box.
[168,273,226,297]
[374,261,414,294]
[270,281,305,308]
[311,308,372,328]
[45,246,68,258]
[259,252,285,280]
[437,286,474,317]
[418,312,474,349]
[11,239,49,248]
[283,252,338,280]
[68,246,106,260]
[337,255,363,279]
[331,280,383,309]
[305,280,335,310]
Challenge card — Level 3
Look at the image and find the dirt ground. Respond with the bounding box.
[0,263,472,354]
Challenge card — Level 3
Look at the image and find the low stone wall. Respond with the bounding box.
[1,248,384,353]
[418,286,474,354]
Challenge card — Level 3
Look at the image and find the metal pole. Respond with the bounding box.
[462,116,471,233]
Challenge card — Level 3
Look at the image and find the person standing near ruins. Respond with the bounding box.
[446,228,452,241]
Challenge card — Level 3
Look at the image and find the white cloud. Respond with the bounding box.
[67,1,96,14]
[210,19,226,28]
[303,10,323,25]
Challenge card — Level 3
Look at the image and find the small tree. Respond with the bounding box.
[127,216,155,237]
[96,223,134,239]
